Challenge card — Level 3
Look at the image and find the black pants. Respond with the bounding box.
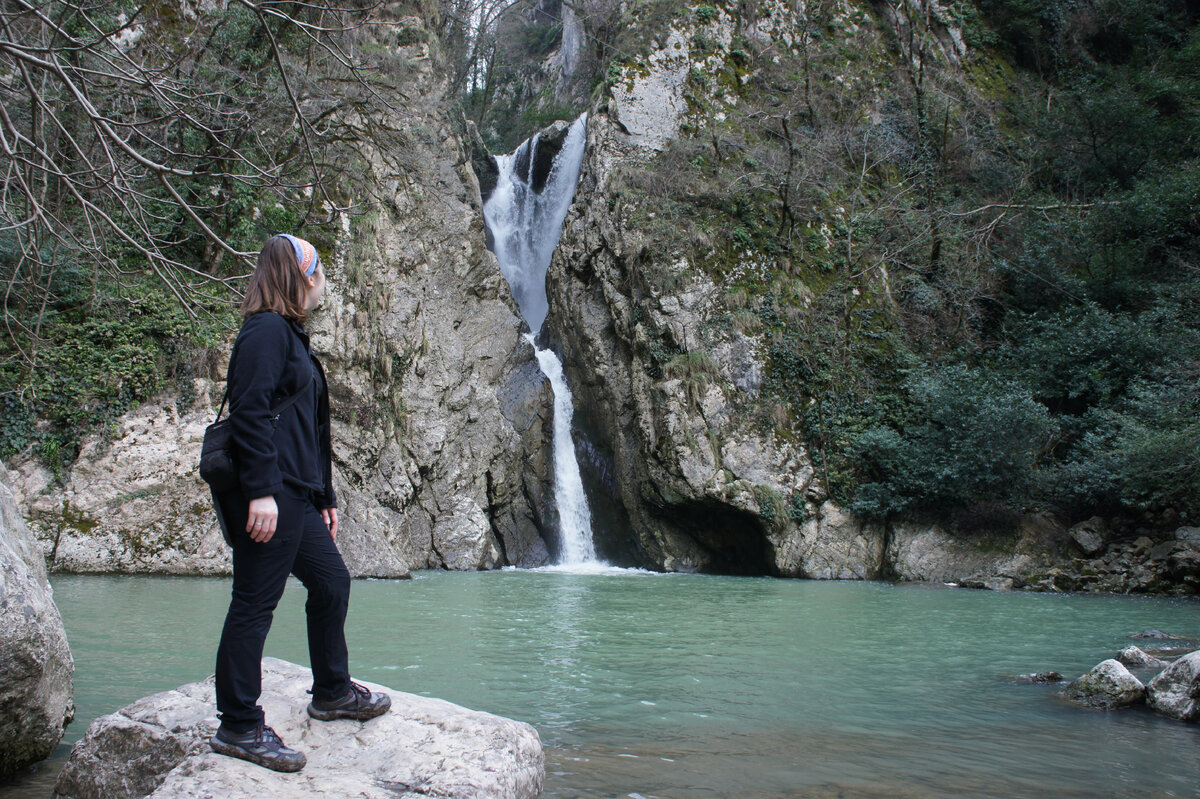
[213,484,351,733]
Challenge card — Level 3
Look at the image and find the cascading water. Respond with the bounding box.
[482,114,600,566]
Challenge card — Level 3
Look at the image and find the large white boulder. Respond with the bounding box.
[1062,659,1145,709]
[1147,650,1200,721]
[0,462,74,775]
[53,657,543,799]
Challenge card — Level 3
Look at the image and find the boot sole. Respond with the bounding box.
[306,694,392,721]
[210,737,307,772]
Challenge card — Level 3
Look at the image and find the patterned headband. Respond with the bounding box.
[275,233,319,277]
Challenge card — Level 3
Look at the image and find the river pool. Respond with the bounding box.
[3,570,1199,798]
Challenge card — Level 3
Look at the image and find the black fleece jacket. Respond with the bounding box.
[227,312,336,508]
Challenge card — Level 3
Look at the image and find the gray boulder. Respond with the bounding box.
[1068,516,1108,556]
[1116,646,1168,669]
[1062,659,1145,709]
[54,657,543,799]
[0,462,74,776]
[1174,526,1200,545]
[1146,650,1200,721]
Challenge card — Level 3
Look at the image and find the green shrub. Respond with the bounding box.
[995,304,1173,416]
[1050,377,1200,519]
[849,365,1053,517]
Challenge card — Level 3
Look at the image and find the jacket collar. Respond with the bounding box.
[287,317,310,349]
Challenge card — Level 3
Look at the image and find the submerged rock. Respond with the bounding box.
[1062,660,1145,710]
[53,657,543,799]
[1012,672,1065,684]
[0,463,74,776]
[1116,646,1168,669]
[1146,650,1200,722]
[1131,630,1190,641]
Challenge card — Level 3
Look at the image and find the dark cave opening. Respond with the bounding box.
[654,500,773,576]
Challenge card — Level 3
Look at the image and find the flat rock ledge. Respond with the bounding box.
[53,658,544,799]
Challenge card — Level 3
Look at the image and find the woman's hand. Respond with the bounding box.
[322,507,339,540]
[247,496,279,542]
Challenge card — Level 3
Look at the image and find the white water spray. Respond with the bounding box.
[483,115,600,566]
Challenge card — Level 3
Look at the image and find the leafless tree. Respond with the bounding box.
[0,0,397,356]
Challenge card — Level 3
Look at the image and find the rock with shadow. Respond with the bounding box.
[53,658,543,799]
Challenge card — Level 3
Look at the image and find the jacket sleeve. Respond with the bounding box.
[228,314,288,500]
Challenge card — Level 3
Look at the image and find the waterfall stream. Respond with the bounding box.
[482,114,599,566]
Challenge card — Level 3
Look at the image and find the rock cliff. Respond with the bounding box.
[537,1,1200,591]
[53,657,543,799]
[0,463,73,775]
[7,381,233,576]
[305,8,553,573]
[539,2,899,574]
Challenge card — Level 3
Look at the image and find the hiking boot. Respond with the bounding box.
[307,680,392,721]
[210,724,306,772]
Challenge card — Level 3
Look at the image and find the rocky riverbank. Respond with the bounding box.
[53,657,543,799]
[6,433,1199,594]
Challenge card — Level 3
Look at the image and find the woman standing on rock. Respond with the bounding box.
[209,234,390,772]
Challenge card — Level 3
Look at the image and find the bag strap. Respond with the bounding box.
[213,340,315,423]
[268,368,314,421]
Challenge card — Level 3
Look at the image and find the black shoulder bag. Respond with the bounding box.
[199,371,313,494]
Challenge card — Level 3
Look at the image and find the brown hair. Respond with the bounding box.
[241,235,310,322]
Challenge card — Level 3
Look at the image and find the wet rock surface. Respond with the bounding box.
[1132,629,1191,641]
[53,658,544,799]
[0,463,74,776]
[1011,672,1065,684]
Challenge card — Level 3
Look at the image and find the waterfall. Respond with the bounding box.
[483,114,599,566]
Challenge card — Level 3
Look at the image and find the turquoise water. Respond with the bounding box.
[3,571,1200,798]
